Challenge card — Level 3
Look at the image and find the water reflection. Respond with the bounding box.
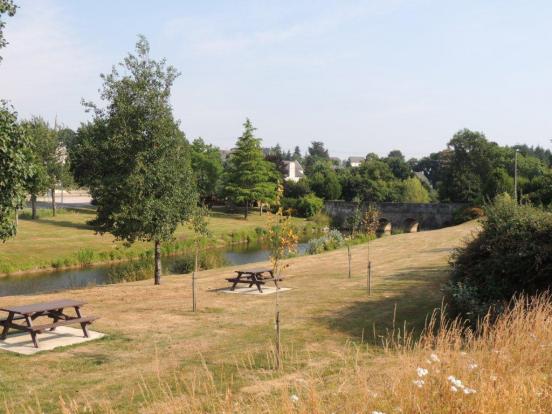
[0,242,308,297]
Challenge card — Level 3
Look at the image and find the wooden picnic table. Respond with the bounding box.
[0,299,98,348]
[226,268,282,293]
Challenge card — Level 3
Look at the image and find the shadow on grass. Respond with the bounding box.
[318,267,450,345]
[22,218,94,231]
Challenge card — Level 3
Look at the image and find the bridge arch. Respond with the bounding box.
[377,217,392,235]
[403,218,419,233]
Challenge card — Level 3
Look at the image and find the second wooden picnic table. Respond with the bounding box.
[226,268,282,293]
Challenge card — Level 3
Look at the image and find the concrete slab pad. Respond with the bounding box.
[220,287,292,295]
[0,326,105,355]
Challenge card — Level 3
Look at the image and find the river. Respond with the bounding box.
[0,242,309,297]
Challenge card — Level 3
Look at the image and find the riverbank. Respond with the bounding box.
[0,221,476,412]
[0,208,319,276]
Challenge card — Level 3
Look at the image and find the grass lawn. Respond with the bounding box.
[0,221,476,412]
[0,208,310,275]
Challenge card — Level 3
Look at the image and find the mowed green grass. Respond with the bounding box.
[0,221,476,412]
[0,208,307,274]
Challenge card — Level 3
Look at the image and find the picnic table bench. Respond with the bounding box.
[0,299,98,348]
[226,268,282,293]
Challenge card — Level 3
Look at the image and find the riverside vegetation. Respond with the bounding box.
[0,207,322,275]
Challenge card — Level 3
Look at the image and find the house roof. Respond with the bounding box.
[283,160,304,178]
[348,156,364,163]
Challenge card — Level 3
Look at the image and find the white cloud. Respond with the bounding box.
[0,0,104,127]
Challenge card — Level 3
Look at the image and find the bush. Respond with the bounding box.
[297,193,324,218]
[107,259,154,283]
[307,229,345,255]
[446,194,552,318]
[453,206,485,224]
[169,250,227,274]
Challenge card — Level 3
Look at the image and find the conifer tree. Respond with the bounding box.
[223,119,277,219]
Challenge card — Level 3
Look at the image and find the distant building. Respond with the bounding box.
[348,156,364,167]
[283,160,304,182]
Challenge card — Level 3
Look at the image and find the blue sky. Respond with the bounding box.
[1,0,552,159]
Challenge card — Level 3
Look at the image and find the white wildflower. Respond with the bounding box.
[290,394,299,403]
[371,411,385,414]
[463,387,477,395]
[430,353,440,363]
[468,363,478,370]
[447,375,464,389]
[450,386,458,393]
[412,379,425,388]
[490,374,498,381]
[416,367,429,377]
[460,351,467,356]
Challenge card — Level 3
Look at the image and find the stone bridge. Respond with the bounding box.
[324,201,467,234]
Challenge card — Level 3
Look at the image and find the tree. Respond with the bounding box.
[0,102,31,240]
[291,146,302,163]
[307,160,341,200]
[400,177,431,203]
[304,141,330,173]
[81,36,197,285]
[265,143,287,176]
[190,138,223,205]
[222,119,277,219]
[21,117,63,218]
[0,0,16,63]
[189,205,210,312]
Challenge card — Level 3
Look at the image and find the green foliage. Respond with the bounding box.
[452,206,484,224]
[169,250,227,274]
[283,178,310,198]
[446,195,552,317]
[107,259,154,284]
[296,193,324,217]
[20,117,63,202]
[400,177,431,203]
[190,138,223,203]
[0,0,17,61]
[222,119,277,218]
[0,102,31,240]
[307,160,341,200]
[79,36,197,250]
[307,229,345,255]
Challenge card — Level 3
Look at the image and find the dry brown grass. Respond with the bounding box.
[0,222,482,412]
[108,294,552,414]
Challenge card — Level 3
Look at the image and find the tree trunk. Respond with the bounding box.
[193,242,199,312]
[347,244,352,278]
[31,194,37,219]
[259,202,263,216]
[51,188,56,217]
[244,201,249,219]
[154,240,162,285]
[14,209,18,229]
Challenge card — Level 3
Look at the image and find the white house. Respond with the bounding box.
[283,160,304,182]
[348,156,364,167]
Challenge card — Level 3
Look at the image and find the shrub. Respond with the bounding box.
[169,250,227,274]
[307,229,345,255]
[446,194,552,318]
[297,194,324,218]
[107,259,154,283]
[76,249,95,267]
[453,206,484,224]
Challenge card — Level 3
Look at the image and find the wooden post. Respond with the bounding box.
[192,242,198,312]
[154,240,161,285]
[347,244,352,278]
[275,305,281,370]
[368,261,372,295]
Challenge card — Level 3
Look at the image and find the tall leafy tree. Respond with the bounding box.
[0,103,31,240]
[304,141,330,174]
[223,119,277,219]
[291,146,303,163]
[190,138,223,205]
[81,36,197,285]
[307,160,341,200]
[21,117,63,217]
